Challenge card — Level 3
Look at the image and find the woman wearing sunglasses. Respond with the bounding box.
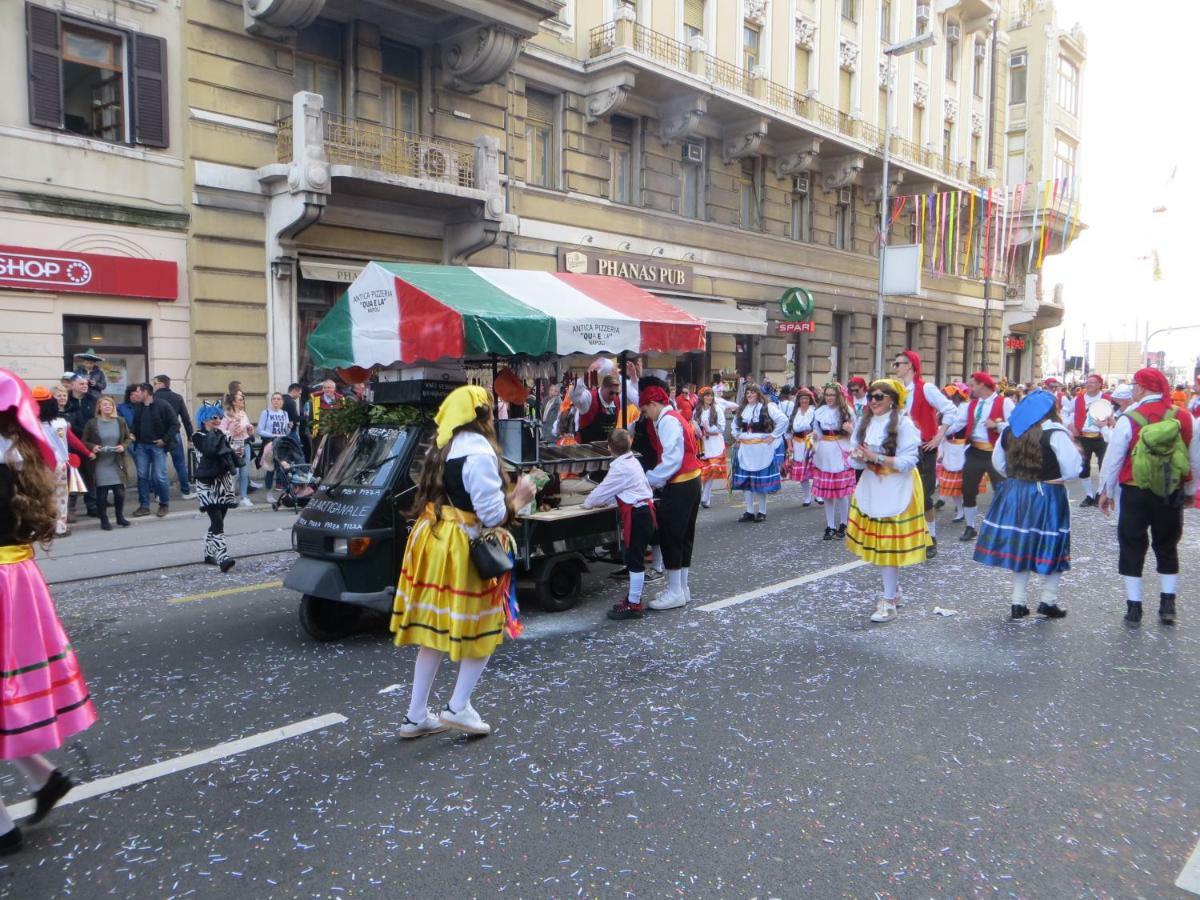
[845,380,933,623]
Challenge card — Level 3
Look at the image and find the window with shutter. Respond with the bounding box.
[525,89,558,187]
[131,33,168,148]
[684,0,704,39]
[26,3,63,129]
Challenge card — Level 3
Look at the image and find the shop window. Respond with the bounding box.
[25,3,168,147]
[63,317,147,397]
[905,320,920,353]
[297,276,345,384]
[525,89,559,188]
[610,115,635,204]
[381,40,420,134]
[295,20,344,116]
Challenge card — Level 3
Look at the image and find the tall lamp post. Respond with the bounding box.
[875,30,938,378]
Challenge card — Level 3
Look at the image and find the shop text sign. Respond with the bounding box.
[1005,336,1027,351]
[777,320,816,334]
[558,248,693,291]
[0,245,178,301]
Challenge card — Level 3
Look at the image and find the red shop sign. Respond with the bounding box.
[777,320,816,334]
[1005,336,1026,351]
[0,245,177,301]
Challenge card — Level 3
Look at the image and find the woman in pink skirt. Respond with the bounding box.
[812,383,858,539]
[0,369,96,854]
[788,387,817,506]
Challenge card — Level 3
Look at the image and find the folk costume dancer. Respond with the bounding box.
[893,351,956,557]
[775,387,795,479]
[845,379,932,623]
[570,366,639,445]
[1099,368,1199,625]
[732,383,788,522]
[1067,372,1111,507]
[193,403,238,572]
[952,372,1013,543]
[694,388,727,509]
[583,429,657,620]
[788,388,817,506]
[973,390,1082,619]
[812,383,857,539]
[935,384,971,522]
[392,386,537,737]
[639,386,703,610]
[0,369,96,853]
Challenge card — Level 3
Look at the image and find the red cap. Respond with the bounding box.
[848,376,868,389]
[1086,372,1104,385]
[970,371,996,390]
[1133,367,1171,396]
[901,350,922,376]
[640,386,670,406]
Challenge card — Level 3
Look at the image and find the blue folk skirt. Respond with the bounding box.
[973,479,1071,575]
[731,458,782,494]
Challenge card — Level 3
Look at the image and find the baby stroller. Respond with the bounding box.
[266,433,316,510]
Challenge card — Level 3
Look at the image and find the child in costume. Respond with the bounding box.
[973,389,1082,619]
[812,382,857,539]
[787,387,817,506]
[731,383,788,522]
[193,402,238,572]
[693,388,727,509]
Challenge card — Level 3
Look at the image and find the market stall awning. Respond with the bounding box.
[307,263,706,368]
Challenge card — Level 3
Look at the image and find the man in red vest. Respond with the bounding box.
[950,371,1014,541]
[1067,372,1111,507]
[640,385,703,611]
[892,350,957,556]
[1099,367,1199,624]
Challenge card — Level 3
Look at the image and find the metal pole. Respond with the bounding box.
[619,351,628,428]
[874,58,893,379]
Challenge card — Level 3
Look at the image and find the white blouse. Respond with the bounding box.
[991,422,1083,482]
[812,405,854,472]
[447,431,507,530]
[789,405,816,438]
[848,414,921,518]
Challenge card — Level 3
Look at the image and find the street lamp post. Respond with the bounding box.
[875,31,938,379]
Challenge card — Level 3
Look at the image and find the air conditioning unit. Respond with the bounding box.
[418,143,455,181]
[946,22,962,41]
[682,141,704,163]
[791,174,810,194]
[838,187,852,205]
[974,41,988,61]
[1009,50,1027,68]
[915,4,932,23]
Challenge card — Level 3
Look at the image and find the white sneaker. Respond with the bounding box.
[238,497,254,508]
[439,703,491,736]
[398,713,447,740]
[648,589,687,611]
[683,584,692,606]
[180,490,197,500]
[870,600,898,623]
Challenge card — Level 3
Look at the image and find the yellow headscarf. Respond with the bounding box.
[871,378,907,409]
[435,384,491,448]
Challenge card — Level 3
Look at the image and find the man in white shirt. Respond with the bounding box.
[892,350,956,554]
[950,371,1014,541]
[1066,373,1111,507]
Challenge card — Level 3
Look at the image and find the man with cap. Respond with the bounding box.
[570,359,639,445]
[1067,372,1111,507]
[1098,367,1200,624]
[949,371,1013,541]
[639,384,702,611]
[848,376,869,418]
[73,351,107,398]
[891,350,957,555]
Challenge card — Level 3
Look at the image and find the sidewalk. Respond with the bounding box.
[40,497,298,584]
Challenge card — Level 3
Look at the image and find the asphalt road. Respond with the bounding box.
[4,482,1200,898]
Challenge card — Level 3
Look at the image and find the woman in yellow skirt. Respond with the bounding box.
[391,385,536,738]
[846,379,932,623]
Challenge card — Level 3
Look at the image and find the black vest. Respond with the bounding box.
[742,404,772,434]
[443,458,474,512]
[578,398,619,444]
[1001,427,1062,482]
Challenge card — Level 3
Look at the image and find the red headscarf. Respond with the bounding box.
[1133,367,1171,397]
[970,371,996,390]
[848,376,868,390]
[640,386,670,406]
[0,368,57,469]
[901,350,922,377]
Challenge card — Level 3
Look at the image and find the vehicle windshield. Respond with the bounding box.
[323,427,412,488]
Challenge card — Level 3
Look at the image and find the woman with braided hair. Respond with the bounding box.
[846,379,932,623]
[693,388,726,509]
[787,387,817,506]
[731,383,788,522]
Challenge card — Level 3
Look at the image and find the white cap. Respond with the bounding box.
[1111,384,1133,401]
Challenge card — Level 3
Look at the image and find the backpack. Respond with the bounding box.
[1128,407,1189,498]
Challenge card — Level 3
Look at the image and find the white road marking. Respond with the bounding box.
[1177,839,1200,894]
[9,713,347,821]
[695,560,868,612]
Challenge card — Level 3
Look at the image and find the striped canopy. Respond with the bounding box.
[306,263,706,369]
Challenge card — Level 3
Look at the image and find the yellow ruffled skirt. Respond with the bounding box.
[846,470,932,568]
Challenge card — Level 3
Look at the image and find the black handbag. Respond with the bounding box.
[469,529,514,580]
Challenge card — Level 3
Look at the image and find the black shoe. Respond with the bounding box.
[1037,602,1068,619]
[100,519,112,531]
[220,558,236,573]
[1125,601,1143,624]
[0,827,21,856]
[156,504,169,518]
[1159,593,1176,624]
[132,507,151,517]
[1079,495,1097,508]
[28,770,72,825]
[116,516,131,527]
[1011,604,1030,619]
[836,523,847,538]
[738,512,756,523]
[958,526,978,542]
[754,512,766,523]
[608,567,630,581]
[823,527,836,541]
[607,599,645,620]
[802,500,811,507]
[204,555,217,566]
[934,498,946,509]
[926,536,938,559]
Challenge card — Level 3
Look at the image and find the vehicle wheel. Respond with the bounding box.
[299,594,362,641]
[535,559,582,613]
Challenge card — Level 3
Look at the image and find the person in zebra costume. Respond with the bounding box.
[193,403,237,573]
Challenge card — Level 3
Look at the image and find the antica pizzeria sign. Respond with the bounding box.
[557,248,693,291]
[0,245,178,301]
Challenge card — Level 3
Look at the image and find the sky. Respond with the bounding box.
[1040,0,1199,377]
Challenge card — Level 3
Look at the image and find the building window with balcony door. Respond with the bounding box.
[743,24,760,72]
[915,15,929,64]
[912,105,924,145]
[943,125,953,163]
[795,46,810,93]
[834,190,852,250]
[739,158,761,230]
[1008,50,1027,104]
[970,135,981,174]
[610,115,635,204]
[842,0,858,23]
[906,321,920,354]
[1054,135,1076,182]
[791,187,811,242]
[880,0,892,42]
[681,150,703,219]
[878,88,888,132]
[973,43,986,98]
[1006,131,1025,185]
[525,89,559,188]
[381,40,420,135]
[839,69,853,114]
[963,327,977,378]
[684,0,705,42]
[945,25,959,81]
[295,20,344,117]
[1057,55,1079,115]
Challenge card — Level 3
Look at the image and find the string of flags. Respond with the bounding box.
[885,177,1080,282]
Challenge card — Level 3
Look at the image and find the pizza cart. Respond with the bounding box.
[283,263,705,640]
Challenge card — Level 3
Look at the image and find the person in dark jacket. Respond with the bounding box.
[131,383,176,517]
[73,351,107,398]
[193,403,237,572]
[64,374,98,517]
[284,382,309,460]
[152,375,194,498]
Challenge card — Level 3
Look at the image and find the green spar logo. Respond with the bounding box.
[779,287,815,322]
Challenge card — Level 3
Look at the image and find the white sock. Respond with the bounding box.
[449,655,489,712]
[880,566,899,601]
[681,567,690,591]
[701,481,713,505]
[406,646,443,722]
[12,755,54,790]
[824,503,837,529]
[759,494,769,514]
[954,497,963,515]
[1124,575,1143,603]
[0,802,12,836]
[964,506,977,528]
[667,568,683,594]
[801,481,811,503]
[651,546,664,573]
[836,497,851,527]
[1162,573,1178,595]
[1089,474,1099,498]
[1042,572,1062,607]
[928,518,938,538]
[745,493,755,514]
[628,570,646,605]
[1011,570,1031,605]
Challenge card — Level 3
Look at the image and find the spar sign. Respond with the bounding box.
[0,245,178,301]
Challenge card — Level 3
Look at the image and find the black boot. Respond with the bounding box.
[823,526,836,540]
[96,488,111,530]
[836,523,847,538]
[0,827,21,856]
[1036,602,1068,619]
[959,526,978,542]
[28,769,73,824]
[1124,601,1143,624]
[113,485,130,527]
[1011,604,1030,619]
[1159,593,1177,624]
[738,512,755,523]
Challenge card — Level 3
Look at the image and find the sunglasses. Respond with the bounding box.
[868,392,890,402]
[891,361,909,368]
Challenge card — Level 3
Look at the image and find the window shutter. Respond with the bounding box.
[684,0,704,32]
[26,3,62,129]
[526,90,555,124]
[131,33,169,148]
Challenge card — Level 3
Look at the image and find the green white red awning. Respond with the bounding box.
[306,263,706,368]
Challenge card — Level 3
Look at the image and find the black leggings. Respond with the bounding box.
[205,505,226,534]
[95,484,126,522]
[623,505,657,572]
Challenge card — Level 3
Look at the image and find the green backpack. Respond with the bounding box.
[1127,407,1189,498]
